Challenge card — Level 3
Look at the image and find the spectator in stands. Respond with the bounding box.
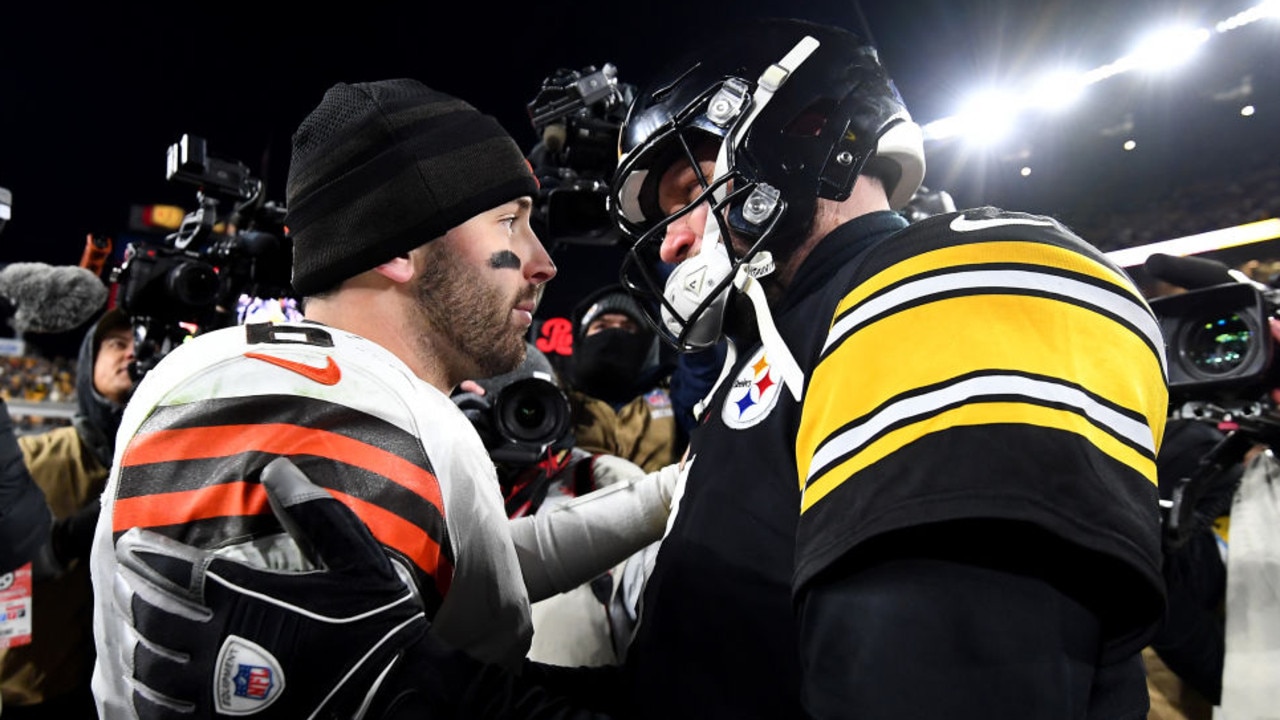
[566,284,682,472]
[1,308,134,718]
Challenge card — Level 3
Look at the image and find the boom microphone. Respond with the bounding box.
[1143,253,1248,291]
[0,262,109,333]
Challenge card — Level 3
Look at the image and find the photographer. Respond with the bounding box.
[1147,417,1234,719]
[0,187,52,577]
[0,406,47,575]
[1145,256,1280,718]
[455,343,653,667]
[1,308,134,719]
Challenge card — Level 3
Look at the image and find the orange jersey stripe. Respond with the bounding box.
[113,481,452,592]
[120,423,444,513]
[114,481,270,529]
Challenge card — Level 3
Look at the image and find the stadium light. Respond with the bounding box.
[922,3,1273,146]
[1027,70,1088,111]
[955,90,1021,147]
[1124,26,1211,72]
[1216,0,1280,32]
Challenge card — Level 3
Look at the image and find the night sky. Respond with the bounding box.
[1,0,1273,356]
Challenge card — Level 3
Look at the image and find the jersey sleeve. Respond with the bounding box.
[107,322,455,613]
[793,209,1168,645]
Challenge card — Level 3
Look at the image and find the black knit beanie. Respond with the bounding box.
[574,286,649,339]
[286,79,539,296]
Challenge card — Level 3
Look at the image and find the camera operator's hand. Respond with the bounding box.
[116,457,432,720]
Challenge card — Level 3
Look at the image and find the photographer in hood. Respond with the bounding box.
[566,285,682,473]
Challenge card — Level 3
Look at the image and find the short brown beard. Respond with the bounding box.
[413,243,528,382]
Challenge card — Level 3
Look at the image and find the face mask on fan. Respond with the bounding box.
[570,328,654,403]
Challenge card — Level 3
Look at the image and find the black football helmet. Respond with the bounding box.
[610,18,925,351]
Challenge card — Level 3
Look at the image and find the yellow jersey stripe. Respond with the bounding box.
[823,266,1166,379]
[832,240,1147,323]
[797,293,1168,487]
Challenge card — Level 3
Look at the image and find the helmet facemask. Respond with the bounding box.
[615,121,785,352]
[610,20,925,354]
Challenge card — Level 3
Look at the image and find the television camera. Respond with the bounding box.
[111,135,294,380]
[526,63,635,247]
[1146,253,1280,418]
[1145,252,1280,546]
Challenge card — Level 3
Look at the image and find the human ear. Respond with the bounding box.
[372,254,415,284]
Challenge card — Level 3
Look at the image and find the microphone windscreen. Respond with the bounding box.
[1143,253,1236,291]
[0,262,109,334]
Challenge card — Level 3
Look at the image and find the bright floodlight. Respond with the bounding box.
[955,90,1022,146]
[1123,139,1137,151]
[1242,105,1256,116]
[1020,166,1032,177]
[1127,26,1211,71]
[1217,0,1280,31]
[1027,70,1087,111]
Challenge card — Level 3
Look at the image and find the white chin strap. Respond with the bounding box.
[734,253,804,400]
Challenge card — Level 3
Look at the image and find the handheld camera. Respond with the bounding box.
[453,377,573,467]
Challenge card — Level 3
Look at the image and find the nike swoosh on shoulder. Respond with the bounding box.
[949,214,1057,233]
[244,352,342,386]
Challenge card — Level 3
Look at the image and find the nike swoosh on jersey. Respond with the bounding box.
[244,352,342,385]
[949,214,1057,233]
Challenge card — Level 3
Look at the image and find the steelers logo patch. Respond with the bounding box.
[722,346,786,429]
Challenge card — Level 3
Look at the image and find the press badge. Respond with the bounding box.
[0,563,33,648]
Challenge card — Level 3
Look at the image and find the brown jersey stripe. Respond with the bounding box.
[120,423,444,514]
[135,395,437,476]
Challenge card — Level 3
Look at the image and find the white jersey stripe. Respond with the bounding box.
[807,372,1157,486]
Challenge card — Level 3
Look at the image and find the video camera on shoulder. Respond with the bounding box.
[111,135,294,380]
[526,64,635,247]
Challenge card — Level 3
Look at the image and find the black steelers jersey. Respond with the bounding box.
[623,208,1166,719]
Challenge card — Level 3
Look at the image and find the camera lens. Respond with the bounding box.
[1182,312,1256,377]
[495,378,570,445]
[511,394,547,431]
[166,260,219,307]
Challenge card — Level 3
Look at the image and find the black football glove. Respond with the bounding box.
[116,456,431,720]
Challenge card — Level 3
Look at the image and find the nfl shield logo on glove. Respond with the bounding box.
[216,635,286,714]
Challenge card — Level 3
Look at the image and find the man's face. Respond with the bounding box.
[413,197,557,381]
[94,326,135,404]
[654,140,742,265]
[585,312,639,337]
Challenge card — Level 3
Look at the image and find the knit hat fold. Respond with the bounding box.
[287,79,538,296]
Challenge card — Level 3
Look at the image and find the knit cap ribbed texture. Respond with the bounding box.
[286,79,538,295]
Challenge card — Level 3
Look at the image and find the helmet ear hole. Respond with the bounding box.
[782,99,835,137]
